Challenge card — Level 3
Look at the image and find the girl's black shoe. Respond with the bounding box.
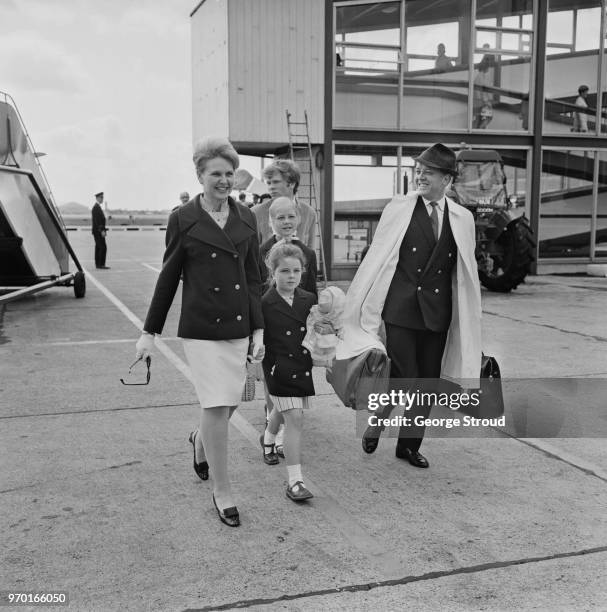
[259,433,279,465]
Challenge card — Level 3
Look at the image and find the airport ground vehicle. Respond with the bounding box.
[450,149,536,292]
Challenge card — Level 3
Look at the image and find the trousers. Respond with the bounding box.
[384,323,448,452]
[93,233,107,267]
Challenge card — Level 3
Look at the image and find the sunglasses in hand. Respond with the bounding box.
[120,355,151,386]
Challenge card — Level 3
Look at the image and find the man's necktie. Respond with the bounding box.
[429,201,439,241]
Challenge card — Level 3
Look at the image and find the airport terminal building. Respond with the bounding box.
[191,0,606,280]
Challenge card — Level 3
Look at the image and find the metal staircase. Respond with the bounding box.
[285,110,327,284]
[0,90,85,303]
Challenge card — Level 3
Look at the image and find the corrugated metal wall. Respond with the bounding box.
[227,0,325,145]
[191,0,230,143]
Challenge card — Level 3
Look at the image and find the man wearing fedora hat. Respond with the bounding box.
[92,191,110,269]
[336,143,482,468]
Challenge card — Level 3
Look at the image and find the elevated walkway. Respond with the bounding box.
[335,50,606,133]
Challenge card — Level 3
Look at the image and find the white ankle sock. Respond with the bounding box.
[263,429,276,453]
[287,464,303,486]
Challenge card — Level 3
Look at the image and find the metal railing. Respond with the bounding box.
[335,41,400,73]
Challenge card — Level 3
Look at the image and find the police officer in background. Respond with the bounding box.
[92,191,109,269]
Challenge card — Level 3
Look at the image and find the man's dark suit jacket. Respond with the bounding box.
[262,286,316,397]
[259,236,317,296]
[91,203,106,236]
[382,197,457,332]
[144,196,264,340]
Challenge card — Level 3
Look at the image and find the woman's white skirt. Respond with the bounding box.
[182,337,248,408]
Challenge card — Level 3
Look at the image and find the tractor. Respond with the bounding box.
[449,149,536,292]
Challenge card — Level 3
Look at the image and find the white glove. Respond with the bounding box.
[249,328,265,363]
[135,332,155,360]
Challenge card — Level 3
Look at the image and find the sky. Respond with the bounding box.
[0,0,262,211]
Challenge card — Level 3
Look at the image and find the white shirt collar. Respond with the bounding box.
[421,196,445,212]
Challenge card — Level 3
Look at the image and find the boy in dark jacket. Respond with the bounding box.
[259,197,317,296]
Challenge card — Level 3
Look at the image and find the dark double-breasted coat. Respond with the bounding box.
[262,286,317,397]
[382,196,457,332]
[143,196,264,340]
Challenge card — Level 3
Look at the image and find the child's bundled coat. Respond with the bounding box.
[261,286,317,397]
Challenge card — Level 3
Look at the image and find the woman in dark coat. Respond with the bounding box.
[135,137,264,527]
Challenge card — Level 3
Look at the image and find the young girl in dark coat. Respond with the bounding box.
[259,196,317,457]
[261,242,317,501]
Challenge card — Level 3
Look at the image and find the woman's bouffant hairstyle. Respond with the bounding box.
[262,159,300,194]
[193,137,240,175]
[265,242,307,275]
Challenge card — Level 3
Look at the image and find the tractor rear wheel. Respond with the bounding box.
[479,217,535,292]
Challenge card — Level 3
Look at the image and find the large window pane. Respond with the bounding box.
[544,1,601,134]
[334,1,401,129]
[402,0,471,131]
[473,0,533,131]
[546,10,573,55]
[333,219,374,264]
[333,146,397,264]
[539,150,594,258]
[575,7,602,51]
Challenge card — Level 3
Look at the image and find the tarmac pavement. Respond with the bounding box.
[1,231,606,611]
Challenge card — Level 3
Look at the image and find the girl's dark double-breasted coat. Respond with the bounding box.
[144,196,264,340]
[262,286,317,397]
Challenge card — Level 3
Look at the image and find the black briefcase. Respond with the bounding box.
[462,354,504,418]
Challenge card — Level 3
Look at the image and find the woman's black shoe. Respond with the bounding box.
[188,431,209,481]
[212,494,240,527]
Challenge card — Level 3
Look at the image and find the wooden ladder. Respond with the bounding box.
[285,109,327,285]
